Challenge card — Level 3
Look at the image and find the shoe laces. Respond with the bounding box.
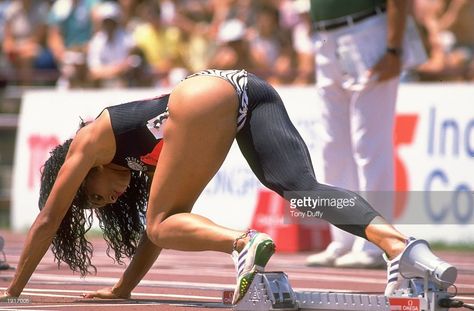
[232,229,257,252]
[232,229,258,276]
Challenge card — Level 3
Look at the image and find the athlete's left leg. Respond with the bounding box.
[237,74,406,258]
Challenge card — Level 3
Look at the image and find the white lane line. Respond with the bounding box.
[22,293,77,298]
[0,308,50,311]
[28,274,235,291]
[19,270,474,290]
[0,303,184,310]
[131,293,220,300]
[0,287,220,301]
[457,295,474,300]
[0,288,80,294]
[3,269,474,292]
[2,285,472,300]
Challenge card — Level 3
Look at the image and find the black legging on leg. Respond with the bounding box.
[236,73,380,239]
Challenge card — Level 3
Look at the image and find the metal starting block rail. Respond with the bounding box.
[227,272,452,311]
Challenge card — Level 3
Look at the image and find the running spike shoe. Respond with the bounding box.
[383,237,417,296]
[231,230,275,304]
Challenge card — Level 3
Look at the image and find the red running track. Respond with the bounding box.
[1,230,473,310]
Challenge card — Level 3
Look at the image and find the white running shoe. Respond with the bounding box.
[231,230,275,304]
[383,237,417,296]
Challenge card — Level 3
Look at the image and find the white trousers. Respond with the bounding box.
[313,14,398,255]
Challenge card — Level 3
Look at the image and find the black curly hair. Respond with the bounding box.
[38,138,150,276]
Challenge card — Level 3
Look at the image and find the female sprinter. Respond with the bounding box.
[3,70,418,303]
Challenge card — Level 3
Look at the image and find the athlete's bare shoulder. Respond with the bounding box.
[68,109,116,166]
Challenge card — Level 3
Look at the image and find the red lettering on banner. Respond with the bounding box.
[394,115,418,219]
[28,135,60,189]
[389,297,421,311]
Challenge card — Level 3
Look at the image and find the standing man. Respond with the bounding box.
[306,0,408,269]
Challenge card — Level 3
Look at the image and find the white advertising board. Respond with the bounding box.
[11,84,474,243]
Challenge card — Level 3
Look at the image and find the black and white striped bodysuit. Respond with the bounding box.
[186,69,249,131]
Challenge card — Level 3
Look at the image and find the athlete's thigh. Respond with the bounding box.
[146,76,239,221]
[237,100,317,195]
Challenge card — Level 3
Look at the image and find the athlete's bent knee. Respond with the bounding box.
[146,222,162,246]
[146,213,166,246]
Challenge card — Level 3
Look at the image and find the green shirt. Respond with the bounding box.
[310,0,386,22]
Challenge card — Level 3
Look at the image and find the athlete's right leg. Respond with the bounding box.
[237,74,406,259]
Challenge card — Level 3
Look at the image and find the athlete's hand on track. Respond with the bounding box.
[1,291,14,302]
[82,287,131,299]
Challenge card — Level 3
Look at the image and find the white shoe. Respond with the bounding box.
[306,245,349,267]
[231,230,275,304]
[335,251,386,269]
[383,237,417,296]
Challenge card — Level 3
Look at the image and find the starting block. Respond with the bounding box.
[231,272,298,310]
[227,272,453,311]
[226,239,459,311]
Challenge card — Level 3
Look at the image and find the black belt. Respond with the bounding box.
[313,5,386,32]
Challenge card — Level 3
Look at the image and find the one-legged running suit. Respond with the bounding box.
[105,69,381,239]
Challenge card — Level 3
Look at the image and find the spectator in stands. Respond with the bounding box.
[2,0,52,85]
[247,4,294,84]
[0,0,11,87]
[47,0,102,88]
[133,0,188,87]
[0,0,12,53]
[412,0,473,81]
[440,0,474,80]
[291,0,315,85]
[160,0,215,73]
[87,1,144,88]
[0,0,10,38]
[208,19,254,71]
[117,0,144,32]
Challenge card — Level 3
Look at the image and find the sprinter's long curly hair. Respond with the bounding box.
[38,138,149,276]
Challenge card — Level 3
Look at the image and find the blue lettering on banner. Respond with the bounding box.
[466,119,474,157]
[428,107,474,157]
[440,119,460,156]
[424,170,450,222]
[453,184,473,223]
[424,169,473,224]
[424,107,474,224]
[428,107,435,155]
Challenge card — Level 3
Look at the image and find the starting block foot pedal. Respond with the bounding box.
[231,272,298,310]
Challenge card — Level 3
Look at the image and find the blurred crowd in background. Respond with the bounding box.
[1,0,474,90]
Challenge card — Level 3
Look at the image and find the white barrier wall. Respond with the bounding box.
[11,84,474,242]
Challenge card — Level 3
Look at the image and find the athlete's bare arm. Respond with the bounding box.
[3,120,107,297]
